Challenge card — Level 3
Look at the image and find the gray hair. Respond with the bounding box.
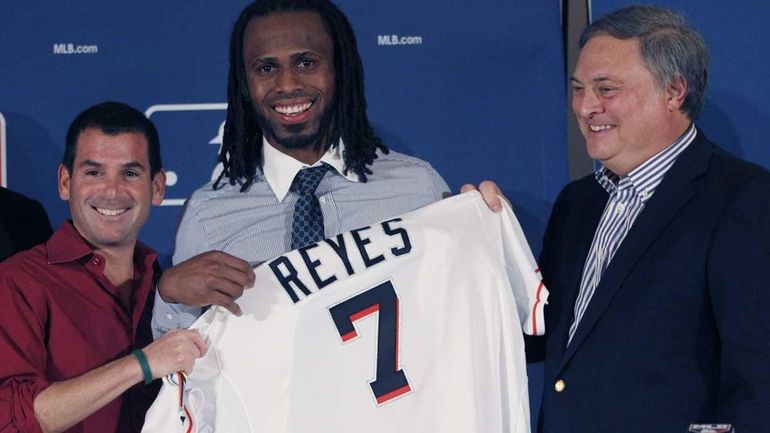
[580,5,709,120]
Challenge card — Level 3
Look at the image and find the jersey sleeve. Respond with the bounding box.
[478,194,548,336]
[143,308,228,433]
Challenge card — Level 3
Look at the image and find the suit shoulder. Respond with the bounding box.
[698,142,770,203]
[0,187,44,211]
[709,147,770,184]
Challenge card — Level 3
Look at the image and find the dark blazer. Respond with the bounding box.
[538,131,770,433]
[0,187,53,262]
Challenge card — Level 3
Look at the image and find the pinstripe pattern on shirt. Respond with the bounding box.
[567,124,697,344]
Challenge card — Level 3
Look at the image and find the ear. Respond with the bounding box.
[58,164,71,201]
[151,169,166,206]
[666,76,688,112]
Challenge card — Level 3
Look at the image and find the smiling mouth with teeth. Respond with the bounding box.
[274,102,313,116]
[589,124,615,132]
[94,207,129,216]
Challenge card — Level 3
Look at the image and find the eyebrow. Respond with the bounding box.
[80,160,103,168]
[252,51,317,63]
[570,75,619,84]
[123,161,147,171]
[80,160,147,170]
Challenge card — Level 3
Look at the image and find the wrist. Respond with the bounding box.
[132,349,154,384]
[157,278,179,304]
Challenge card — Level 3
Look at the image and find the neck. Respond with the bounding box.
[95,245,136,287]
[265,134,331,166]
[282,146,326,165]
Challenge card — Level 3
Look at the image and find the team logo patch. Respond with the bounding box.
[144,103,227,206]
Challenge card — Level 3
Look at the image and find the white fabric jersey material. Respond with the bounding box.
[142,191,548,433]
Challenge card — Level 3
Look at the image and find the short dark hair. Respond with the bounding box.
[63,101,162,175]
[217,0,388,191]
[580,5,709,120]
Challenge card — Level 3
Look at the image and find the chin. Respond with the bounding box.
[585,140,617,161]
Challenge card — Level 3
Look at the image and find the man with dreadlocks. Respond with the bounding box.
[152,0,503,334]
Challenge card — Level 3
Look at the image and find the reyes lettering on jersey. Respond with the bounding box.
[268,217,412,303]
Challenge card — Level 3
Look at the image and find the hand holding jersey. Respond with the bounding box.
[460,180,505,213]
[141,330,207,378]
[158,251,255,317]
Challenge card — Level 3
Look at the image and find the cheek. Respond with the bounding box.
[318,67,335,96]
[570,95,581,114]
[246,77,268,105]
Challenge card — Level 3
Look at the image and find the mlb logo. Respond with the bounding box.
[144,103,227,206]
[689,424,735,433]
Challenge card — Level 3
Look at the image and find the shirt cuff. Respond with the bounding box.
[0,376,50,433]
[151,291,202,339]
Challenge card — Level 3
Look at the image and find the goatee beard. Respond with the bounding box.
[268,124,323,150]
[255,104,333,151]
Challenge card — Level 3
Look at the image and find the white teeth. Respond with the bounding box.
[95,207,128,216]
[590,124,614,132]
[274,102,312,116]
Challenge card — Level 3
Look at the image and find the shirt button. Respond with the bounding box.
[554,379,566,393]
[92,257,101,265]
[615,203,625,214]
[166,314,173,321]
[319,196,326,204]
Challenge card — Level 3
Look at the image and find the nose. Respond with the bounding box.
[274,67,303,94]
[573,89,603,119]
[103,173,121,197]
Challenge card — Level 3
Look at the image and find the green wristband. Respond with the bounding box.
[132,349,153,385]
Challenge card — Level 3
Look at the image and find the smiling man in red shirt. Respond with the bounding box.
[0,102,205,433]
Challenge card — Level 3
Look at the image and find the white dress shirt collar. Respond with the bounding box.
[262,137,359,202]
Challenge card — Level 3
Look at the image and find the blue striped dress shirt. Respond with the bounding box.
[568,124,697,345]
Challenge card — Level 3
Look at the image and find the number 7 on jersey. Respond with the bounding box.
[328,280,412,405]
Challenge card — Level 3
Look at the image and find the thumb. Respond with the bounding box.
[223,301,243,317]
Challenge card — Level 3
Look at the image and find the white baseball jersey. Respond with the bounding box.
[142,191,547,433]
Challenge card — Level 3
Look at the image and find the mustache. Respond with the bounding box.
[86,198,134,208]
[267,91,315,104]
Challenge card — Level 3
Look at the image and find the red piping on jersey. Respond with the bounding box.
[184,405,194,433]
[394,297,400,369]
[531,268,544,335]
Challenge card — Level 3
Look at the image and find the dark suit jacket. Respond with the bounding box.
[0,187,53,262]
[538,131,770,432]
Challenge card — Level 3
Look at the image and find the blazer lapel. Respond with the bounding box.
[558,133,713,370]
[546,176,609,367]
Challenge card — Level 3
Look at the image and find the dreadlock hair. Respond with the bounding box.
[216,0,388,191]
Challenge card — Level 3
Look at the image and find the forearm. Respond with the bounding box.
[33,354,142,433]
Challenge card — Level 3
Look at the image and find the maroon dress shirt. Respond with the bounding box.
[0,221,160,433]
